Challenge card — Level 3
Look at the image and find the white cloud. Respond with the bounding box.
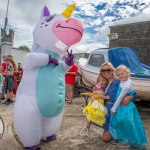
[104,16,116,23]
[98,10,107,16]
[142,6,150,14]
[89,19,102,26]
[71,43,108,53]
[118,6,139,18]
[79,4,97,17]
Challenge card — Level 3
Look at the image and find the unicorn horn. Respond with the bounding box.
[62,3,76,19]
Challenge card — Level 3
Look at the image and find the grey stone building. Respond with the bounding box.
[0,21,14,63]
[109,21,150,65]
[0,19,29,64]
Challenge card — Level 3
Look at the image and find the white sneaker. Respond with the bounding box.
[83,127,90,137]
[117,143,130,148]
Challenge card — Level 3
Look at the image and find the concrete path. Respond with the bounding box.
[0,97,150,150]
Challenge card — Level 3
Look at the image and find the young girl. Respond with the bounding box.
[109,65,147,148]
[83,74,110,136]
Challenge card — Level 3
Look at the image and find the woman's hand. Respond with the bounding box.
[122,96,133,105]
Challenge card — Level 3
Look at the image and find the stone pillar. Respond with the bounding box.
[1,28,14,63]
[1,42,12,63]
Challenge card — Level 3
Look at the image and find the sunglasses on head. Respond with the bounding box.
[101,69,111,72]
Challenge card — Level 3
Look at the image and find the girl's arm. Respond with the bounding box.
[62,62,71,74]
[111,87,131,113]
[98,93,110,99]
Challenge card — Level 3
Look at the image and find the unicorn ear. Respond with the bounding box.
[41,6,50,18]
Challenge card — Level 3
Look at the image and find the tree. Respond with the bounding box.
[18,45,30,52]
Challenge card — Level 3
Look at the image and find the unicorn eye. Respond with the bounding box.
[45,16,54,22]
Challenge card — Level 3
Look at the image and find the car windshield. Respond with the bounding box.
[88,54,105,67]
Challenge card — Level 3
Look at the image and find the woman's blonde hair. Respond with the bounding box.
[115,65,131,76]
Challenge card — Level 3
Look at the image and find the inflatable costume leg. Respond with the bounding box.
[14,95,42,148]
[41,110,64,141]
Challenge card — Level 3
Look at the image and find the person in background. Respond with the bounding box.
[1,55,7,73]
[17,63,23,84]
[7,55,18,95]
[65,64,78,104]
[109,65,147,148]
[1,55,7,101]
[0,66,3,103]
[3,58,14,105]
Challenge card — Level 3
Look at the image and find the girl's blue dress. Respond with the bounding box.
[109,80,147,149]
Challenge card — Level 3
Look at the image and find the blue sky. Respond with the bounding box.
[0,0,150,53]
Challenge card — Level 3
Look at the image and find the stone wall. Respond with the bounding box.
[109,21,150,65]
[11,47,29,64]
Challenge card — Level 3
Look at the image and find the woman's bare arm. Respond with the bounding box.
[122,95,133,105]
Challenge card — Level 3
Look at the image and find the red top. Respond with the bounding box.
[1,61,7,73]
[65,64,78,84]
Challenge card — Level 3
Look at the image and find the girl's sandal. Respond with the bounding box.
[66,101,72,104]
[110,140,118,145]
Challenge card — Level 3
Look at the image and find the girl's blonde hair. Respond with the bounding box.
[115,65,131,76]
[99,62,115,77]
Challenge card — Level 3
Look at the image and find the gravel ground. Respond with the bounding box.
[0,97,150,150]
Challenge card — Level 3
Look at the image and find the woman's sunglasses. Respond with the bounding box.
[101,69,112,72]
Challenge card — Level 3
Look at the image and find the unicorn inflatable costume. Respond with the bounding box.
[13,3,83,149]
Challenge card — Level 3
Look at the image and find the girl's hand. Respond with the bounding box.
[111,110,115,114]
[91,96,95,101]
[105,95,110,99]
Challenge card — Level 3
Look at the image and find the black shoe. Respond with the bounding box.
[4,99,10,104]
[5,100,13,106]
[65,98,69,102]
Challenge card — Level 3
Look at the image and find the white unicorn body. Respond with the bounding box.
[13,4,83,148]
